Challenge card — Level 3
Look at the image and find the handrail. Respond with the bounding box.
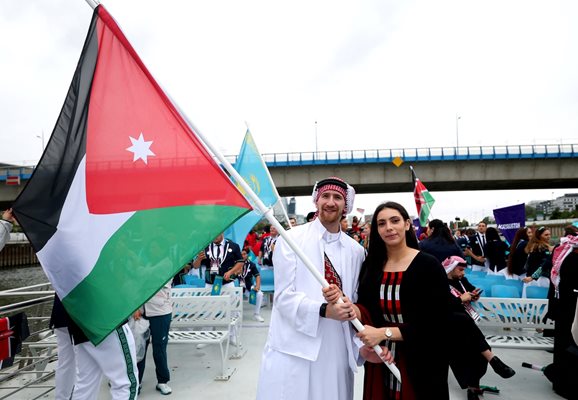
[0,283,56,397]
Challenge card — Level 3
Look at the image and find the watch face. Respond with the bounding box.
[385,328,393,338]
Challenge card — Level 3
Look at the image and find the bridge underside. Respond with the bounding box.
[270,158,578,196]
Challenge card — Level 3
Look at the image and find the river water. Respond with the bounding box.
[0,264,49,308]
[0,264,48,291]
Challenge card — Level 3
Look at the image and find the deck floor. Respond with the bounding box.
[126,302,563,400]
[5,300,564,400]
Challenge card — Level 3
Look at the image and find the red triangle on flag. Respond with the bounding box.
[85,8,249,215]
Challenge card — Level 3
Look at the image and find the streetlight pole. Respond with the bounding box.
[314,121,318,160]
[455,114,461,148]
[36,131,45,153]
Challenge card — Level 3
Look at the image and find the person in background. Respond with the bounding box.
[259,225,279,269]
[134,282,172,395]
[0,208,15,252]
[348,216,361,235]
[340,215,349,233]
[193,232,244,287]
[288,217,297,227]
[444,256,515,400]
[544,233,578,399]
[353,202,451,399]
[418,219,464,263]
[256,177,365,400]
[239,249,265,322]
[467,222,488,271]
[50,295,77,400]
[483,227,508,273]
[362,222,371,250]
[506,227,530,278]
[306,211,316,223]
[67,315,138,399]
[134,239,173,395]
[522,226,553,285]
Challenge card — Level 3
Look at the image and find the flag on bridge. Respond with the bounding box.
[226,129,286,248]
[411,166,435,227]
[12,5,251,345]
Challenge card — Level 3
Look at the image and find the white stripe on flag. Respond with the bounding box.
[37,157,133,297]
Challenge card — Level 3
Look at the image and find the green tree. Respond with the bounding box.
[458,219,470,228]
[525,205,536,220]
[550,208,562,220]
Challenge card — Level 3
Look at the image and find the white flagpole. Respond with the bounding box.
[84,0,100,10]
[186,115,401,381]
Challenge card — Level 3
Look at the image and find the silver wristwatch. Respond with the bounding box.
[384,328,393,339]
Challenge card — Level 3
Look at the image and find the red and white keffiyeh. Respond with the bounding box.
[551,235,578,293]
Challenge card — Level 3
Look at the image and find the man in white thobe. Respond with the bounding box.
[256,177,365,400]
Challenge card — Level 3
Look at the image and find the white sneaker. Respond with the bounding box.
[196,343,207,350]
[156,383,172,395]
[253,314,265,322]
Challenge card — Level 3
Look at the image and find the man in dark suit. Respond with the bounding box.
[192,232,244,286]
[466,222,488,270]
[192,232,244,348]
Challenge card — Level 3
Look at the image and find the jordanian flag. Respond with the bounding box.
[12,5,251,345]
[411,166,435,227]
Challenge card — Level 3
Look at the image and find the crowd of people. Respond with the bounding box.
[3,173,578,400]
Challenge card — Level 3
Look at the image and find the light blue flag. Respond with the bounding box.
[225,129,282,248]
[225,212,262,249]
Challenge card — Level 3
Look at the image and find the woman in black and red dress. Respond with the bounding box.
[354,202,451,399]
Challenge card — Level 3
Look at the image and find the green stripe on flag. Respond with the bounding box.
[62,204,247,344]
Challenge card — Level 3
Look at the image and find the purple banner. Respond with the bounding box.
[413,218,426,240]
[493,203,526,244]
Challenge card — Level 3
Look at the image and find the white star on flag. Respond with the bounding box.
[126,133,155,164]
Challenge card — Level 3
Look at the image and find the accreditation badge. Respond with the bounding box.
[210,259,219,274]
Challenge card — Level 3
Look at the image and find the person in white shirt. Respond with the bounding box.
[256,177,365,400]
[134,239,173,395]
[0,209,15,252]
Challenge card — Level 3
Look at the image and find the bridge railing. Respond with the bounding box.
[0,166,35,182]
[240,143,578,167]
[1,144,577,178]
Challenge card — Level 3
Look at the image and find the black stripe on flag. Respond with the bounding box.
[13,8,100,252]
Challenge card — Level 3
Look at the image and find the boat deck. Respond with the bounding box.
[4,301,564,400]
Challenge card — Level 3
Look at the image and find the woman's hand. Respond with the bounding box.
[360,345,395,364]
[356,325,389,347]
[460,292,472,303]
[322,284,343,304]
[522,276,533,283]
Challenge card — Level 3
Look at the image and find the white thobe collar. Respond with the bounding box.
[310,218,347,248]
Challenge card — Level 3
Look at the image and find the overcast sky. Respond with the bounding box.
[1,0,577,222]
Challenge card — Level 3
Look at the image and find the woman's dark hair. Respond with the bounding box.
[485,227,501,241]
[358,202,418,306]
[506,227,529,274]
[427,219,455,244]
[362,202,418,273]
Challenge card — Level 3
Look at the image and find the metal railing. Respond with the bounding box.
[0,283,56,400]
[243,143,578,167]
[1,144,577,179]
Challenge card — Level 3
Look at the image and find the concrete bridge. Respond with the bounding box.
[1,144,577,208]
[242,144,578,196]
